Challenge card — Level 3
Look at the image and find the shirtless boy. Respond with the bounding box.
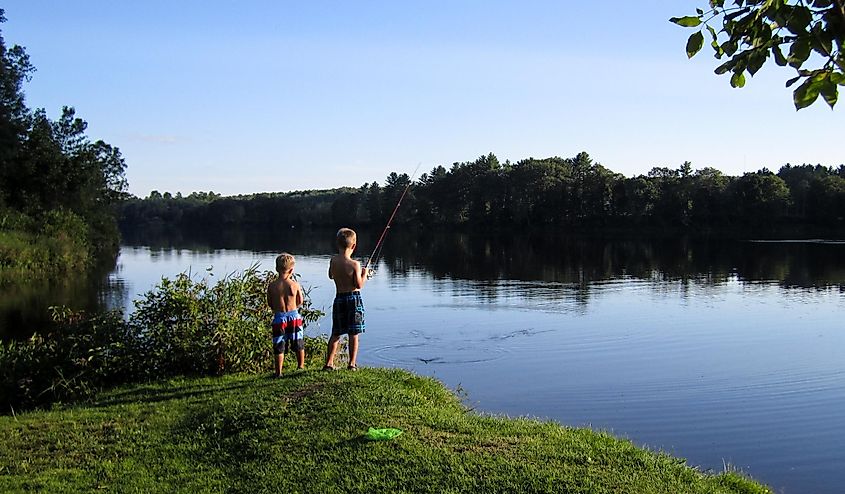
[267,252,305,376]
[324,228,369,370]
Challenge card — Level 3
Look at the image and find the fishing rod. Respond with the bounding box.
[364,162,422,274]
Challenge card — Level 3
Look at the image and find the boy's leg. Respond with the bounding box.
[325,334,341,368]
[296,349,305,369]
[348,333,359,368]
[289,329,305,370]
[275,352,284,376]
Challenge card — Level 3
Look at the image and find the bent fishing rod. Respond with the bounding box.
[364,163,422,274]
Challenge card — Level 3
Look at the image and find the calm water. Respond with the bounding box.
[4,230,845,493]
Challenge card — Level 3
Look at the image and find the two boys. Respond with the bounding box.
[267,228,369,374]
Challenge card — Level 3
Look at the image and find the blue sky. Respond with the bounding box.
[3,1,841,197]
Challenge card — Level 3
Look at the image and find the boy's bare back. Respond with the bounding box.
[267,276,302,313]
[329,254,366,293]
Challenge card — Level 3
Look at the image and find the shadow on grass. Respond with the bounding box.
[92,377,274,408]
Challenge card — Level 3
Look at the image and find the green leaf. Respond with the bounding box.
[731,71,747,88]
[752,22,773,49]
[670,16,702,27]
[785,75,802,88]
[724,7,751,22]
[747,49,768,76]
[809,23,833,56]
[706,24,718,40]
[686,31,705,58]
[793,77,820,109]
[788,38,811,68]
[722,39,738,56]
[715,59,736,75]
[831,72,845,85]
[772,45,787,66]
[785,6,813,35]
[819,79,837,108]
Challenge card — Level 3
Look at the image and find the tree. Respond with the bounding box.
[778,163,845,221]
[0,10,128,251]
[672,1,845,109]
[691,167,730,224]
[731,171,792,222]
[365,181,383,225]
[0,8,34,208]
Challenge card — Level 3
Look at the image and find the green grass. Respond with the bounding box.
[0,368,770,494]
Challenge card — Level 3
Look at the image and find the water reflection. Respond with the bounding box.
[0,255,128,340]
[377,231,845,295]
[3,228,843,340]
[121,225,845,290]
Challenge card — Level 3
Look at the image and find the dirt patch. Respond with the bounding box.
[282,383,325,403]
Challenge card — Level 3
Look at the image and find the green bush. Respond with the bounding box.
[0,308,130,410]
[131,265,325,377]
[0,266,327,412]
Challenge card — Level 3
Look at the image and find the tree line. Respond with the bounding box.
[121,152,845,233]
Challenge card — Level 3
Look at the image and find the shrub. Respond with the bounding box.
[0,308,130,411]
[0,266,327,412]
[131,265,325,377]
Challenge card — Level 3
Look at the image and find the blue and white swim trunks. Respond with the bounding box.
[272,309,304,354]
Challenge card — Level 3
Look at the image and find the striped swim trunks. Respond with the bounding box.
[271,309,304,354]
[332,291,365,336]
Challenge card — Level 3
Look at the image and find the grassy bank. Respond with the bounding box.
[0,368,769,493]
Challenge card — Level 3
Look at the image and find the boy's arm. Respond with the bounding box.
[295,283,304,308]
[352,260,367,289]
[328,257,334,280]
[266,284,273,308]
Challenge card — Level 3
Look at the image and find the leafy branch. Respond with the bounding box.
[672,0,845,109]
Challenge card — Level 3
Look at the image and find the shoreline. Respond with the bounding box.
[0,367,770,493]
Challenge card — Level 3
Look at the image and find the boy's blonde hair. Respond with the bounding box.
[275,252,295,273]
[336,228,357,249]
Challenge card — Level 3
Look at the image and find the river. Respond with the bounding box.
[3,229,844,493]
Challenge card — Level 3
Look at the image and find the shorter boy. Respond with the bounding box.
[267,252,305,376]
[325,228,369,370]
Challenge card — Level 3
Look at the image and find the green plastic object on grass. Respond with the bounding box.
[365,427,403,441]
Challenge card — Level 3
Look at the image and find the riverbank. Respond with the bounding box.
[0,368,769,493]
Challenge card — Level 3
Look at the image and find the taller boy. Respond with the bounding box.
[325,228,369,371]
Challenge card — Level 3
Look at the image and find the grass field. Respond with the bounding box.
[0,367,769,493]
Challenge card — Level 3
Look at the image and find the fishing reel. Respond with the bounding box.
[362,258,376,279]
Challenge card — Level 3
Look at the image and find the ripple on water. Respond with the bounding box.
[370,341,512,365]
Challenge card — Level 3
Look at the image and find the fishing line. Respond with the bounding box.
[364,162,422,274]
